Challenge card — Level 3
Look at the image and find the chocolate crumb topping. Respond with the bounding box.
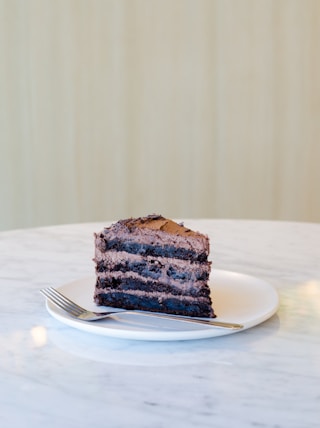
[121,214,201,237]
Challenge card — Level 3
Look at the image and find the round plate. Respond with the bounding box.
[45,270,279,341]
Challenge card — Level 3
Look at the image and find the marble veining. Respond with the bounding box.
[0,220,320,428]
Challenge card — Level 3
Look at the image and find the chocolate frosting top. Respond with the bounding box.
[120,214,202,237]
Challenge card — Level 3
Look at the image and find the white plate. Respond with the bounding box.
[45,270,279,341]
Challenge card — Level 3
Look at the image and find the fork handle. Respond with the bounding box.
[96,310,243,330]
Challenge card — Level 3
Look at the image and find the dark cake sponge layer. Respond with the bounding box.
[95,291,213,318]
[95,259,210,282]
[98,238,208,263]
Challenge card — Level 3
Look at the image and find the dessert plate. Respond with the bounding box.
[44,270,279,341]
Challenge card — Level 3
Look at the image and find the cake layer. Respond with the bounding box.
[94,289,213,318]
[94,250,211,285]
[97,238,207,262]
[96,259,209,282]
[95,275,211,297]
[95,215,210,263]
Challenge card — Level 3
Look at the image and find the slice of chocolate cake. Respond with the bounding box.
[93,214,215,318]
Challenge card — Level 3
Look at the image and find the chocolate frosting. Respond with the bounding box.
[120,214,200,237]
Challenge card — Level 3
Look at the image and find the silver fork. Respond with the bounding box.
[40,287,243,330]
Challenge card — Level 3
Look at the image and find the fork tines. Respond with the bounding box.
[40,287,85,317]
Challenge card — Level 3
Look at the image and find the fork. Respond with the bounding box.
[40,287,243,330]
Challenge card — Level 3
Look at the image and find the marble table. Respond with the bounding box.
[0,219,319,428]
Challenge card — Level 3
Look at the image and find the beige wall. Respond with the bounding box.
[0,0,319,231]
